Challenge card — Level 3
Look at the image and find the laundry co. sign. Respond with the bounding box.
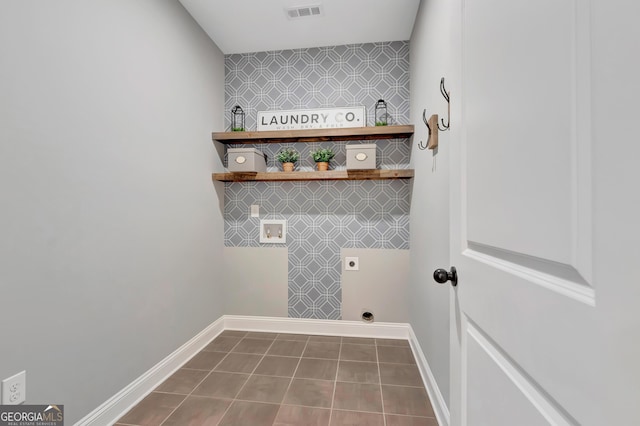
[257,107,365,131]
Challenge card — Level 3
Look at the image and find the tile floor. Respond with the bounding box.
[115,331,438,426]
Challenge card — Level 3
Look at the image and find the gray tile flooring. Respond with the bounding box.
[116,331,438,426]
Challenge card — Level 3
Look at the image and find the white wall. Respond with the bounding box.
[0,1,225,423]
[224,247,288,317]
[409,0,452,410]
[341,248,410,323]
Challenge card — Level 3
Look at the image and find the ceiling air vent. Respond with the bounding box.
[285,5,323,19]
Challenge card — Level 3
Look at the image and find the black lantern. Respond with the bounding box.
[374,99,388,126]
[231,105,245,131]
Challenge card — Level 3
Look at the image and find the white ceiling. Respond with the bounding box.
[178,0,421,54]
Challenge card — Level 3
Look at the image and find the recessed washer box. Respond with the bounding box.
[260,219,287,244]
[228,147,267,172]
[346,144,377,170]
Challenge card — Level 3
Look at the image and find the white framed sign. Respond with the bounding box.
[257,107,366,131]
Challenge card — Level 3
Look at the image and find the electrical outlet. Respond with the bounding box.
[2,371,26,405]
[345,256,359,271]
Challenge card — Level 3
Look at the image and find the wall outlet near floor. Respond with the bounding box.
[2,370,26,405]
[345,256,359,271]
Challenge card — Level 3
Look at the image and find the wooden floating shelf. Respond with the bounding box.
[212,169,415,182]
[212,125,414,144]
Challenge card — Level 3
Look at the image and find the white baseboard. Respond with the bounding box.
[76,315,449,426]
[223,315,410,339]
[74,317,225,426]
[409,327,451,426]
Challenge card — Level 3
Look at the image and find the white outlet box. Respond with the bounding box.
[345,256,359,271]
[2,370,26,405]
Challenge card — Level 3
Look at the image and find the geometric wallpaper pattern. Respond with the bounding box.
[225,41,410,130]
[224,42,411,319]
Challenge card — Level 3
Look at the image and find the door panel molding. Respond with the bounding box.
[460,0,593,297]
[463,318,580,426]
[465,241,595,306]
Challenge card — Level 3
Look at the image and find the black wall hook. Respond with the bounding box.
[418,109,429,150]
[419,109,438,150]
[438,77,450,131]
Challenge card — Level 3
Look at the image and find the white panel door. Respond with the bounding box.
[447,0,640,425]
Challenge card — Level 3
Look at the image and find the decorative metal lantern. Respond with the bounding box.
[231,105,245,131]
[374,99,388,126]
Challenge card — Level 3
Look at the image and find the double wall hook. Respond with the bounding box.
[418,77,451,151]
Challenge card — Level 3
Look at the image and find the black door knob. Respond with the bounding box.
[433,266,458,287]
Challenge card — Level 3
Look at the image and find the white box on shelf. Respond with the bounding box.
[346,144,377,170]
[228,148,267,172]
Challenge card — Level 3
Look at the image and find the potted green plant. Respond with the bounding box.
[276,148,300,172]
[310,148,335,171]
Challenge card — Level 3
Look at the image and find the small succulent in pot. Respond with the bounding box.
[276,148,300,172]
[309,148,335,171]
[310,148,335,162]
[276,148,300,163]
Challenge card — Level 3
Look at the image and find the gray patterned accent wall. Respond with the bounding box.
[224,42,411,320]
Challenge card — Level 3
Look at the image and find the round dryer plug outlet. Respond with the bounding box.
[345,256,359,271]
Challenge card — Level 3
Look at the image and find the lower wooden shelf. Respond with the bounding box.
[212,169,414,182]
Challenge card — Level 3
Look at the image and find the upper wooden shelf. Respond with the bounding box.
[212,169,414,182]
[212,125,414,144]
